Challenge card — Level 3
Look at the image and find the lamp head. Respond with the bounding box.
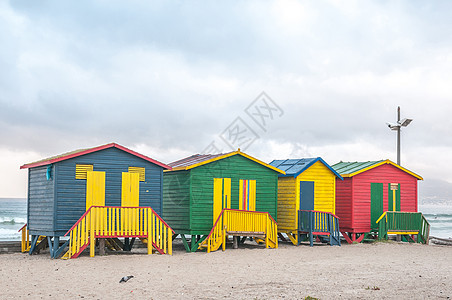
[399,118,413,127]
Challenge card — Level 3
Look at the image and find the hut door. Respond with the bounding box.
[122,172,140,207]
[299,181,314,211]
[86,171,106,210]
[370,183,384,230]
[388,183,401,211]
[213,178,231,225]
[239,179,256,211]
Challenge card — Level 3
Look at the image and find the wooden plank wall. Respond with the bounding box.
[162,170,191,232]
[276,177,297,231]
[335,177,353,232]
[341,164,418,233]
[28,165,55,235]
[297,161,337,214]
[189,155,279,235]
[53,147,164,236]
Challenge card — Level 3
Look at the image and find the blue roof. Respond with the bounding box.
[269,157,343,180]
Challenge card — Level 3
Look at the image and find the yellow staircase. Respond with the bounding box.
[19,224,46,253]
[61,206,173,259]
[199,209,278,253]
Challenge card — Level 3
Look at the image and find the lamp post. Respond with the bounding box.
[386,106,412,166]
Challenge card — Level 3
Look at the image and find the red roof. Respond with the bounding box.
[20,143,172,170]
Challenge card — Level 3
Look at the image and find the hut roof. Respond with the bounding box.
[168,150,285,174]
[269,157,343,179]
[20,143,172,170]
[331,159,423,180]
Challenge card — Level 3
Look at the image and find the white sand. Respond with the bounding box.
[1,241,451,299]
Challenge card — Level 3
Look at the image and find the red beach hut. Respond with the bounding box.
[332,160,423,243]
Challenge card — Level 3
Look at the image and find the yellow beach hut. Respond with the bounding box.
[269,158,343,246]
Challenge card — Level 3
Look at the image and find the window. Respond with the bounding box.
[76,164,94,179]
[128,167,145,181]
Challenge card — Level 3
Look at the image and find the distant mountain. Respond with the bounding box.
[419,179,452,205]
[0,198,26,201]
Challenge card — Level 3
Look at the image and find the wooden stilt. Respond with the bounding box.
[278,233,287,242]
[99,239,106,256]
[180,235,191,252]
[233,236,239,249]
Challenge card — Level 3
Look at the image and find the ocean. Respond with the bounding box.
[418,203,452,239]
[0,198,27,241]
[0,198,451,240]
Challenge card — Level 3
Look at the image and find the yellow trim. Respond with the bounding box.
[387,231,419,235]
[375,212,387,224]
[170,151,286,174]
[392,189,396,211]
[341,160,423,180]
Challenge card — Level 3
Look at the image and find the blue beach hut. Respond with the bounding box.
[20,143,173,258]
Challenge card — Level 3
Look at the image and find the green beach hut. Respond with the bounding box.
[163,150,284,252]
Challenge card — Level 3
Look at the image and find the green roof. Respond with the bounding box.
[331,160,383,175]
[331,160,423,180]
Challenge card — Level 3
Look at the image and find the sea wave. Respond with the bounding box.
[0,217,26,224]
[0,228,21,240]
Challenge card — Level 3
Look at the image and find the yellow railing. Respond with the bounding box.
[63,206,173,258]
[201,209,278,253]
[203,211,225,253]
[18,224,30,253]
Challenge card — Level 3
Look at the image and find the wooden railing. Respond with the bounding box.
[18,224,30,253]
[63,206,174,258]
[298,210,341,246]
[200,209,278,253]
[202,210,225,253]
[376,211,430,244]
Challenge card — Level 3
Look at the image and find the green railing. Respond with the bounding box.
[376,211,430,244]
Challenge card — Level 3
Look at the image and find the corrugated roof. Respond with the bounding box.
[331,159,423,180]
[168,153,227,168]
[20,143,172,170]
[269,157,343,179]
[331,160,383,175]
[168,150,285,174]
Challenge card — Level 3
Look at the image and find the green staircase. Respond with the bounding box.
[376,211,430,244]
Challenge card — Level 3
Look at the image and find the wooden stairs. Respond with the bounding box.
[61,206,174,259]
[199,209,278,253]
[297,210,341,246]
[376,211,430,244]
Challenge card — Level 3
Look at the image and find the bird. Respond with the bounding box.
[119,275,134,283]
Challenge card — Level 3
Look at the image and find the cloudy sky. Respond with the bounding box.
[1,0,452,201]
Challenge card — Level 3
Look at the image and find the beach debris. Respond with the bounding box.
[430,236,452,246]
[365,286,380,291]
[119,275,134,283]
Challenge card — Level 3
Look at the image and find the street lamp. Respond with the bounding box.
[386,106,412,166]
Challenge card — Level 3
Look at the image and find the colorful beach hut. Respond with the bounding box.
[269,158,342,246]
[162,149,284,252]
[20,143,174,258]
[332,160,429,244]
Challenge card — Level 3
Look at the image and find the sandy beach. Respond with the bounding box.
[1,241,451,299]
